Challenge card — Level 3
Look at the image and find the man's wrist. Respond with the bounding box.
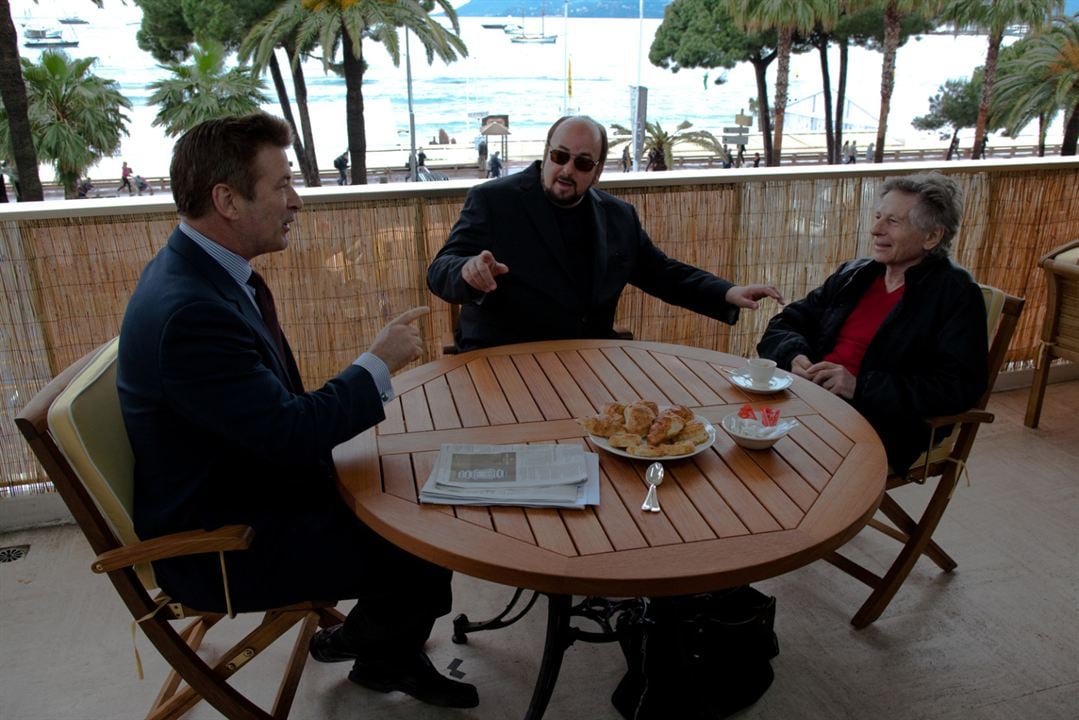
[355,352,393,403]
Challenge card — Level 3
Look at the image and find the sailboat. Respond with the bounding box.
[510,6,556,44]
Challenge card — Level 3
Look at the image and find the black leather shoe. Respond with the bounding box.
[348,651,479,709]
[309,624,361,663]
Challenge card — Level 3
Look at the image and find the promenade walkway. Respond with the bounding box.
[28,138,1062,202]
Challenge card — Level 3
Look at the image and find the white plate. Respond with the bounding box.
[588,415,717,461]
[727,370,794,394]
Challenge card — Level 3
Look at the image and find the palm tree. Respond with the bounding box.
[943,0,1062,159]
[991,16,1079,156]
[147,41,268,138]
[0,0,46,200]
[726,0,836,166]
[291,0,467,184]
[0,50,130,199]
[610,120,722,171]
[241,3,324,186]
[863,0,943,163]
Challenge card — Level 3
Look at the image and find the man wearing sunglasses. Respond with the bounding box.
[428,115,784,351]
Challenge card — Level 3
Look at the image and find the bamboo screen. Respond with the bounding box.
[2,161,1077,497]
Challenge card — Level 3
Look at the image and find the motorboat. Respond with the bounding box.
[24,26,62,39]
[24,27,78,48]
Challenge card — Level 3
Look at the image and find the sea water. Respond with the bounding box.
[11,0,1052,180]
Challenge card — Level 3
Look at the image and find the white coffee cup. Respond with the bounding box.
[745,358,777,386]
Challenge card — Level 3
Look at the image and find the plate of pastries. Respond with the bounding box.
[577,400,716,460]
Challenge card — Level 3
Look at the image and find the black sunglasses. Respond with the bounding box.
[548,148,601,172]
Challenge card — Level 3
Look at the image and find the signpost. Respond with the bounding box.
[723,113,753,146]
[722,126,749,145]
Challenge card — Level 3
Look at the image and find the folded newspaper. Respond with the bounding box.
[419,443,600,509]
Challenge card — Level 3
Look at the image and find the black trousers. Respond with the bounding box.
[155,494,453,657]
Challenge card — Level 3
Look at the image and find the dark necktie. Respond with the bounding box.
[246,270,303,392]
[246,270,287,356]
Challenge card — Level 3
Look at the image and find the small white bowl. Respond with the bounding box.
[720,413,796,450]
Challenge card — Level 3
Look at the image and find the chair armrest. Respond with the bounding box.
[91,524,255,574]
[924,410,994,429]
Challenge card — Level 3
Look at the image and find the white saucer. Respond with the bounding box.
[727,370,794,394]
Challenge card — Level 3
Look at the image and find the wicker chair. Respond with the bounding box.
[1024,239,1079,428]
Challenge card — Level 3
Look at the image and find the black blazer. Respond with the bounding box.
[427,161,739,350]
[117,229,385,606]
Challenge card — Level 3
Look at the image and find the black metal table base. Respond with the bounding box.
[452,590,643,719]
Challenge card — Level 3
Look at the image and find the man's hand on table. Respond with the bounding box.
[804,360,857,400]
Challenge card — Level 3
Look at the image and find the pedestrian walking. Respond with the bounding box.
[487,151,502,178]
[865,142,875,163]
[848,141,858,164]
[118,161,134,195]
[333,151,349,185]
[841,141,850,165]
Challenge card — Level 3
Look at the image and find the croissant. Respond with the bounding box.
[666,404,695,423]
[624,402,656,435]
[579,415,624,438]
[646,412,685,446]
[674,421,709,446]
[602,402,626,418]
[608,431,643,448]
[627,440,696,457]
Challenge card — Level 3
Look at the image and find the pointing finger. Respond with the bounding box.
[391,306,430,326]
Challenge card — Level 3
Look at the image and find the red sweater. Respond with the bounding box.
[822,275,903,376]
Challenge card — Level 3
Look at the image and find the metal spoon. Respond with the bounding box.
[642,462,664,513]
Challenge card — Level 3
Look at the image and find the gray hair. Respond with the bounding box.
[880,173,963,258]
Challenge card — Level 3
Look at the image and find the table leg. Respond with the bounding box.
[523,593,572,720]
[452,587,540,644]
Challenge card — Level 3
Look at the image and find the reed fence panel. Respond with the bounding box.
[2,160,1076,496]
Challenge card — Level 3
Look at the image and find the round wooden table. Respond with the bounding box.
[333,339,886,718]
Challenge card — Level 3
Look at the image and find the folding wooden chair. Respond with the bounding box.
[15,338,345,720]
[825,286,1025,628]
[1025,239,1079,428]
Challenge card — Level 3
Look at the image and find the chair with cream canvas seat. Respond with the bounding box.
[824,285,1024,628]
[15,337,345,720]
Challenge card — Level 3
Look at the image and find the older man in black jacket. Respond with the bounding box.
[757,173,988,474]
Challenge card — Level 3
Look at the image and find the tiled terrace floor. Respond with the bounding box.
[2,382,1077,720]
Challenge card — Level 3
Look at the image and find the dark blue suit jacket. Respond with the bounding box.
[427,161,740,350]
[117,228,386,609]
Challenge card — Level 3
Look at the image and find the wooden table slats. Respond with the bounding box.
[422,375,462,430]
[335,340,886,597]
[488,355,545,423]
[510,354,571,420]
[446,366,489,427]
[467,358,517,426]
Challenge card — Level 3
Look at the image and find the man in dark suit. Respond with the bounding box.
[117,113,477,709]
[427,115,783,351]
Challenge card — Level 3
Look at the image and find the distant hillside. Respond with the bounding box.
[455,0,671,19]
